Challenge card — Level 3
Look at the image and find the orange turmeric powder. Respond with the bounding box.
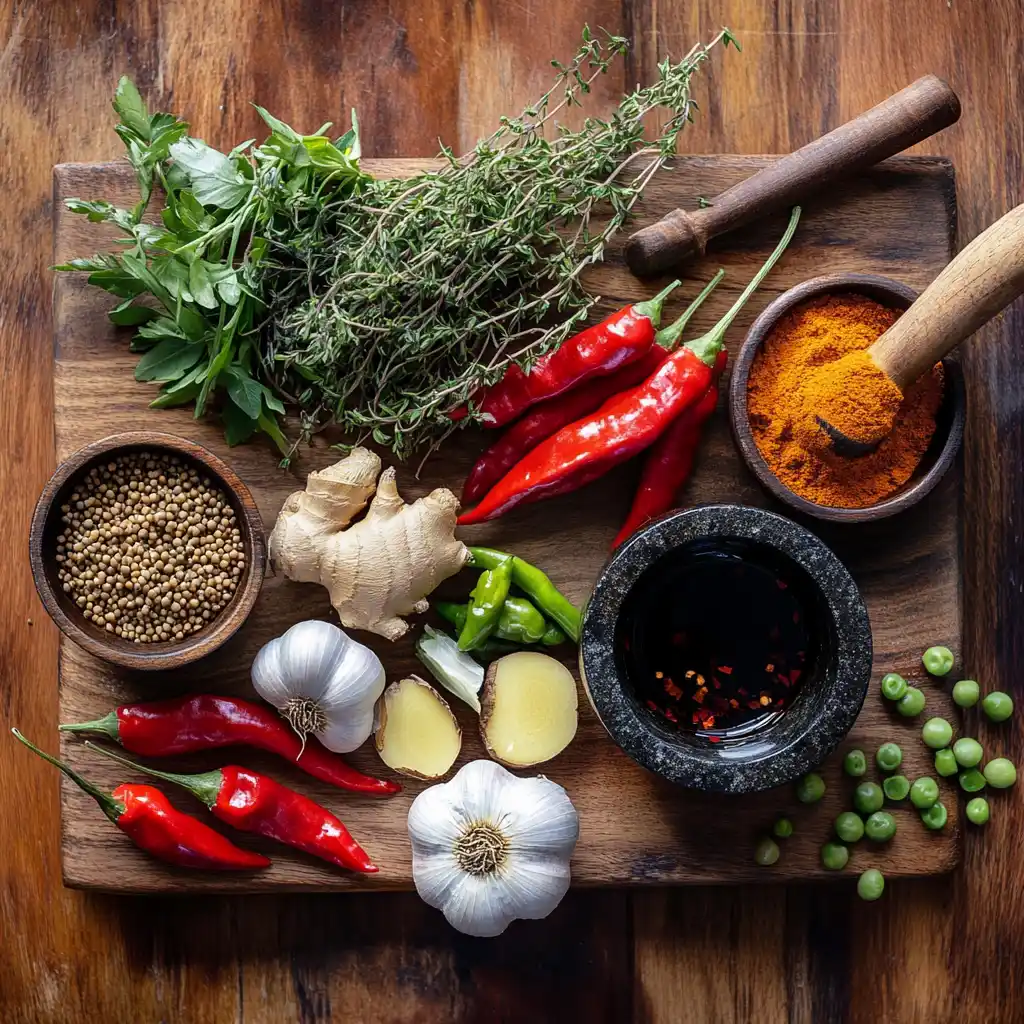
[747,294,944,509]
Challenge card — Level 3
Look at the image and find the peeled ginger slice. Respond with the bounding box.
[375,676,462,779]
[480,652,578,767]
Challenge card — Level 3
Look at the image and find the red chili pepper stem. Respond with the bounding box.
[685,206,802,366]
[84,741,225,807]
[654,269,725,351]
[13,728,122,823]
[58,712,119,742]
[630,277,683,327]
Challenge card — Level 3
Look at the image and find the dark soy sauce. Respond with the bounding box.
[616,540,824,742]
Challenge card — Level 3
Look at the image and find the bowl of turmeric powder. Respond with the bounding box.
[728,274,965,523]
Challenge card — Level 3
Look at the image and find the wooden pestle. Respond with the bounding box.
[626,75,961,277]
[821,201,1024,454]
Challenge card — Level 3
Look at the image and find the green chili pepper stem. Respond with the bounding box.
[684,206,801,368]
[58,711,121,742]
[655,269,725,350]
[631,279,681,328]
[468,547,581,642]
[13,728,124,824]
[85,740,223,809]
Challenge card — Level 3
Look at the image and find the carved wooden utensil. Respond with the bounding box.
[821,201,1024,456]
[625,75,961,277]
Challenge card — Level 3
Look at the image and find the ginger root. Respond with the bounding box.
[269,448,470,640]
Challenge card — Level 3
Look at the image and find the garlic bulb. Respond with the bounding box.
[251,619,385,752]
[408,759,579,937]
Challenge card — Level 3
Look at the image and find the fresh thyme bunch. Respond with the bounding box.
[60,28,736,459]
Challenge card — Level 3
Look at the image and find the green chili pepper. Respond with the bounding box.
[458,558,513,651]
[438,597,554,646]
[468,547,581,642]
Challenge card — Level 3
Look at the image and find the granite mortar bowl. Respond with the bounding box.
[30,431,266,671]
[579,504,871,793]
[728,273,965,524]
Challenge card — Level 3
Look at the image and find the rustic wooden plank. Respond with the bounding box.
[53,155,959,894]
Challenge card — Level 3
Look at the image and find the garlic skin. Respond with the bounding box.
[251,619,385,753]
[408,759,579,937]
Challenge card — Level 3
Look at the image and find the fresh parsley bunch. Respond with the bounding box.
[57,77,366,456]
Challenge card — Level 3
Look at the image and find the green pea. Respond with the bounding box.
[864,810,897,842]
[755,836,780,866]
[921,718,954,750]
[853,781,884,815]
[909,777,939,809]
[952,679,980,707]
[821,842,849,870]
[920,802,948,830]
[952,737,983,768]
[883,775,910,801]
[922,645,954,676]
[934,748,958,777]
[876,742,903,772]
[959,768,986,793]
[966,797,990,825]
[857,868,885,901]
[795,772,826,804]
[982,691,1014,723]
[983,757,1017,789]
[835,811,865,843]
[843,749,867,777]
[897,687,926,718]
[772,817,794,839]
[880,673,908,701]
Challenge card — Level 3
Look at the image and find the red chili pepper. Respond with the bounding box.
[59,695,399,796]
[12,729,270,871]
[611,350,728,548]
[450,280,680,428]
[88,743,377,874]
[460,272,725,506]
[457,209,800,525]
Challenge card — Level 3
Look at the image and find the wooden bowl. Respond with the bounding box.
[30,431,266,670]
[728,273,965,524]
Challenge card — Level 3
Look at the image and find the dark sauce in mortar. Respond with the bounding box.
[616,540,824,742]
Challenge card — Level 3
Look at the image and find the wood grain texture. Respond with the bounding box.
[54,157,959,893]
[3,2,1023,1022]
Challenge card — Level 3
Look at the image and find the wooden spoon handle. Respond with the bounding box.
[625,75,961,277]
[870,203,1024,389]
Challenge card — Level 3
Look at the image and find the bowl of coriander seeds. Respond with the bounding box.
[30,432,265,670]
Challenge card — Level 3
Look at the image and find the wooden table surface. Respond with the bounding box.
[1,2,1021,1021]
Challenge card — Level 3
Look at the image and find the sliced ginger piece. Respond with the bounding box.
[480,652,578,767]
[375,676,462,779]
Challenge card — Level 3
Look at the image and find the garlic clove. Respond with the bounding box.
[495,776,579,856]
[431,871,521,939]
[444,758,513,826]
[407,781,465,853]
[491,856,571,924]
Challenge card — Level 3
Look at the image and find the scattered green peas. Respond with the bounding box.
[880,673,908,701]
[983,757,1017,789]
[857,868,885,901]
[921,718,954,750]
[953,737,983,768]
[864,811,897,842]
[909,777,939,809]
[966,797,990,825]
[922,645,954,676]
[773,817,794,839]
[959,768,986,793]
[821,842,849,871]
[796,772,826,804]
[875,742,903,772]
[883,775,910,801]
[897,687,926,718]
[952,679,980,707]
[755,837,780,866]
[853,781,884,815]
[843,750,868,777]
[935,748,958,777]
[920,802,948,830]
[982,691,1014,723]
[835,811,865,843]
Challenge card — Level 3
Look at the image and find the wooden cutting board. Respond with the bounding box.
[51,156,961,893]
